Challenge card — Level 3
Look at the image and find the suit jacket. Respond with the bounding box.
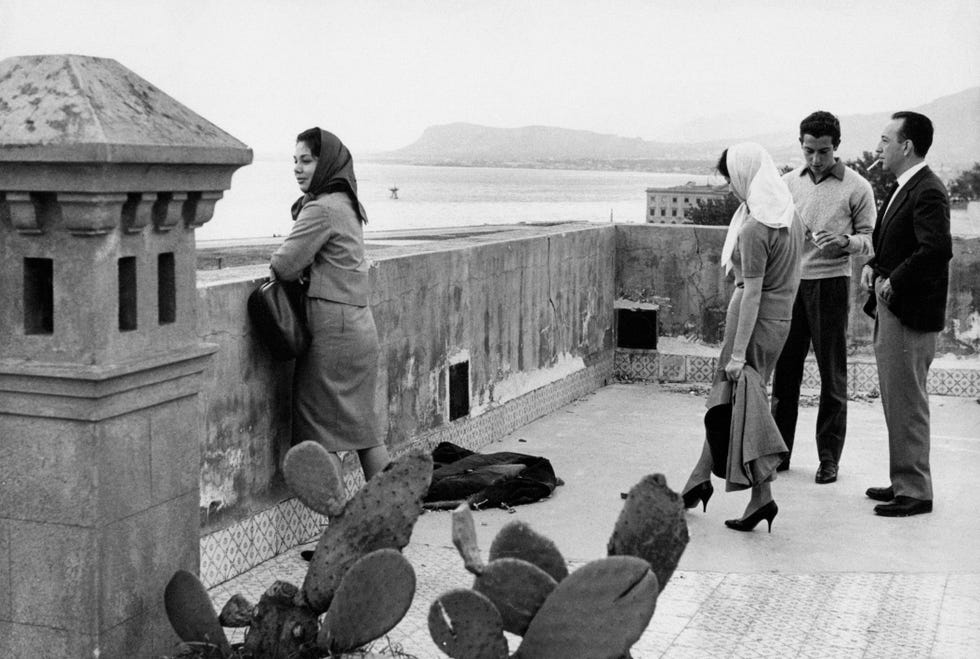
[866,166,952,332]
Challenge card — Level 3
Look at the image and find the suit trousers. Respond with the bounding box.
[771,277,849,464]
[873,290,936,500]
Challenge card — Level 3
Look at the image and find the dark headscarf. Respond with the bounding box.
[290,128,368,223]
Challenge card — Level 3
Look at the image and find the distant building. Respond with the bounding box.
[646,181,728,223]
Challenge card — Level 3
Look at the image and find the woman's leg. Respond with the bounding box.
[683,439,714,494]
[742,481,773,517]
[357,444,391,481]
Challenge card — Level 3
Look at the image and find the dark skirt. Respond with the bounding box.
[292,299,381,452]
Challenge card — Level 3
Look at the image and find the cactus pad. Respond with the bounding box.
[473,557,557,635]
[428,588,509,659]
[241,581,318,659]
[218,593,254,627]
[318,549,417,654]
[302,450,433,613]
[452,503,485,575]
[163,570,231,657]
[283,440,347,518]
[488,520,568,583]
[607,473,689,588]
[515,556,659,658]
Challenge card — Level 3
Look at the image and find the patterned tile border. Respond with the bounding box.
[200,351,614,588]
[614,348,980,398]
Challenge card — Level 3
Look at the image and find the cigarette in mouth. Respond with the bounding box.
[867,159,881,170]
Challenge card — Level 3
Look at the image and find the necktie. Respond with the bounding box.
[880,182,899,219]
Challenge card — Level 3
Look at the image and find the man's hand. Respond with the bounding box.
[860,265,875,291]
[812,230,848,251]
[875,277,894,303]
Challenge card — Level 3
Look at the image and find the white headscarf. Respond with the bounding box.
[720,142,796,274]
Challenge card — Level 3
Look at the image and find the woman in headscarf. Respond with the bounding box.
[271,128,390,483]
[680,142,804,532]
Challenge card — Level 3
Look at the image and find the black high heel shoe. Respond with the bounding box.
[725,500,778,533]
[682,481,714,512]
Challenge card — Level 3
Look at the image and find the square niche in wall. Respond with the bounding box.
[615,301,659,350]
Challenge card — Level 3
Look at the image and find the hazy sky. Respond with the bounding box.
[1,0,977,155]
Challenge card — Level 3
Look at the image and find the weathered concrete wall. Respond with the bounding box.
[196,222,978,530]
[196,225,616,529]
[616,224,980,352]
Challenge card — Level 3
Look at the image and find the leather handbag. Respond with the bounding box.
[247,277,310,360]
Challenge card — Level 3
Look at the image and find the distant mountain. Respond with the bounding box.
[374,87,980,173]
[744,87,980,170]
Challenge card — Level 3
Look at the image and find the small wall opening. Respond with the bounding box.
[24,257,54,335]
[158,252,176,324]
[617,308,658,350]
[118,256,138,331]
[449,361,470,421]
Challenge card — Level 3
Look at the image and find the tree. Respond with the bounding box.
[845,151,892,211]
[685,194,741,226]
[948,162,980,201]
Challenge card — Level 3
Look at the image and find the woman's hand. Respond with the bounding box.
[725,355,746,381]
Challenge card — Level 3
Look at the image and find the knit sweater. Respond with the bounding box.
[783,163,875,279]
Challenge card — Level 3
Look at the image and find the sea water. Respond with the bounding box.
[199,158,977,243]
[199,159,721,242]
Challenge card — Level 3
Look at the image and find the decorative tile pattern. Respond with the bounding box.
[200,351,615,588]
[614,348,980,398]
[659,354,687,382]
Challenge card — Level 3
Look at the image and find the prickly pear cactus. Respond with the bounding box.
[488,520,568,583]
[283,440,346,517]
[241,581,318,659]
[428,588,509,659]
[452,503,486,575]
[607,473,689,588]
[430,473,689,658]
[301,450,433,613]
[472,557,557,635]
[164,570,231,658]
[318,548,417,654]
[167,451,431,658]
[514,556,659,659]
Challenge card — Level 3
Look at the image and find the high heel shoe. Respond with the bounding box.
[724,500,778,533]
[682,481,714,512]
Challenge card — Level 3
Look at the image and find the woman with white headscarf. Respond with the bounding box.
[681,143,804,533]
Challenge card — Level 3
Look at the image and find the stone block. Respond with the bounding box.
[0,519,9,620]
[100,492,198,631]
[100,600,183,659]
[97,412,152,524]
[8,520,98,631]
[144,397,203,504]
[0,416,97,525]
[0,621,89,659]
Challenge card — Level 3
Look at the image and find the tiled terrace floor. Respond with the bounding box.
[209,383,980,658]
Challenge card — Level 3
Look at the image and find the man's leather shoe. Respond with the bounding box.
[865,486,894,502]
[874,496,932,517]
[815,461,838,484]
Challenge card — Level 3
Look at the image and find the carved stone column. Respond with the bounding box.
[0,54,251,657]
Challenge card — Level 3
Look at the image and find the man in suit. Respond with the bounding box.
[861,111,952,517]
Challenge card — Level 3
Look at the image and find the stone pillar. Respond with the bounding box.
[0,55,251,657]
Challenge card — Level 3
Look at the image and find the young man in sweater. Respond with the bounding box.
[770,111,876,484]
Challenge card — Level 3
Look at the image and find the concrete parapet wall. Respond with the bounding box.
[615,224,980,352]
[196,225,616,532]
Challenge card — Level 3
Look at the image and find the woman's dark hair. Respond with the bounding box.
[716,149,730,179]
[799,110,841,148]
[296,128,321,158]
[892,111,934,157]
